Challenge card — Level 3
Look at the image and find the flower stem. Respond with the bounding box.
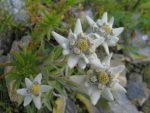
[65,65,69,76]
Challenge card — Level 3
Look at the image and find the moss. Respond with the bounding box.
[143,65,150,88]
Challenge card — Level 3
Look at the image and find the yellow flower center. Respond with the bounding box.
[77,38,90,52]
[31,84,40,95]
[103,25,111,33]
[97,71,109,85]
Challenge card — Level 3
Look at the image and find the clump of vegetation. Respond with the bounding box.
[143,65,150,88]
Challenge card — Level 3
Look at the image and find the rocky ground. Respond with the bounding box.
[0,0,150,113]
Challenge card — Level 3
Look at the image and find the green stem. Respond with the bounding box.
[65,65,69,76]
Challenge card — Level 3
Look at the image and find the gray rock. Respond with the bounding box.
[138,47,150,62]
[10,35,31,52]
[17,35,31,48]
[9,0,24,9]
[129,30,150,63]
[65,99,77,113]
[127,73,150,106]
[109,92,140,113]
[0,54,8,62]
[0,32,14,54]
[0,0,28,23]
[130,30,148,49]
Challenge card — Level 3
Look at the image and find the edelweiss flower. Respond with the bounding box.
[52,19,104,69]
[86,12,124,55]
[17,73,51,109]
[70,64,126,105]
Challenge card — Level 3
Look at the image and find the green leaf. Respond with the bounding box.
[11,52,25,66]
[48,46,63,61]
[76,94,94,113]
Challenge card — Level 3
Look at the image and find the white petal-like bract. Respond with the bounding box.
[102,42,109,55]
[74,19,83,35]
[90,89,101,105]
[102,12,108,23]
[108,65,125,79]
[102,88,114,101]
[114,83,127,93]
[33,96,41,110]
[78,60,86,69]
[67,55,79,68]
[70,75,86,85]
[52,31,69,48]
[113,27,124,36]
[17,88,28,96]
[86,16,96,26]
[23,96,32,106]
[34,73,42,84]
[109,17,114,28]
[25,78,32,88]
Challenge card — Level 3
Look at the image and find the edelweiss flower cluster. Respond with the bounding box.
[52,12,126,105]
[17,12,126,110]
[17,74,51,109]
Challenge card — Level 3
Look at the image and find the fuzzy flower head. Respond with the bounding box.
[70,64,126,105]
[17,73,51,109]
[86,12,124,55]
[52,19,104,69]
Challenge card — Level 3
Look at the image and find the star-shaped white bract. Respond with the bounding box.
[86,12,124,55]
[16,73,51,109]
[70,64,126,105]
[88,52,113,71]
[52,19,104,69]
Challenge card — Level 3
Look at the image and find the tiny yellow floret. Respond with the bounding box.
[97,71,109,85]
[103,25,111,33]
[77,38,90,52]
[31,84,40,95]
